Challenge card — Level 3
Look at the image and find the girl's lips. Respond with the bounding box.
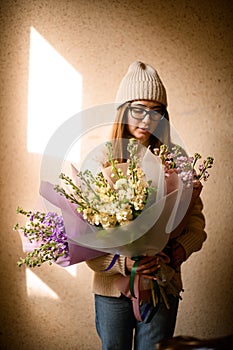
[137,127,150,134]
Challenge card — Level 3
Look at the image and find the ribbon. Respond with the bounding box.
[116,252,172,322]
[131,275,161,323]
[129,257,140,298]
[101,254,120,271]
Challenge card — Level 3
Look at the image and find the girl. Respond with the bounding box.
[86,61,207,350]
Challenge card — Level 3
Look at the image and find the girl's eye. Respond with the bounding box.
[133,108,144,115]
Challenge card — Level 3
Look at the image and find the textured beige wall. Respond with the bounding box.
[0,0,233,349]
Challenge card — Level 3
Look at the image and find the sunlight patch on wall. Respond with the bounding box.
[26,268,59,299]
[65,264,78,277]
[27,26,82,154]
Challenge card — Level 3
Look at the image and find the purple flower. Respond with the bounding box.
[15,209,70,268]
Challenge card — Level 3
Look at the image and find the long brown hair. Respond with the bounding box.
[110,102,171,160]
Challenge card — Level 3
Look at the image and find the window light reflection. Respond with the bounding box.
[26,268,59,299]
[27,26,82,154]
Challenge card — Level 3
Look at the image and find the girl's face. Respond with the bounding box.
[126,100,163,146]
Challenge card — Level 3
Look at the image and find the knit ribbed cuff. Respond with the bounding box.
[176,228,207,259]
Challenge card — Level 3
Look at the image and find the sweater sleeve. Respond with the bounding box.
[86,253,128,277]
[176,196,207,259]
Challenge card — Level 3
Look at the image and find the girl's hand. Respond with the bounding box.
[126,255,163,280]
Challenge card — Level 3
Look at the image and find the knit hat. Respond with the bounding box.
[115,61,167,107]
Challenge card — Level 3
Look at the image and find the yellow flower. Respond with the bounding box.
[116,204,133,224]
[100,213,117,229]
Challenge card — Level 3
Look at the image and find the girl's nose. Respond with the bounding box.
[141,114,151,124]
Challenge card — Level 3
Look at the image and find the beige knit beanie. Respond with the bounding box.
[115,61,167,107]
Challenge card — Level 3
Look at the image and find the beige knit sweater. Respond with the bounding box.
[86,197,206,297]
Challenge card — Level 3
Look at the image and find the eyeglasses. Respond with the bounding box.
[128,106,165,122]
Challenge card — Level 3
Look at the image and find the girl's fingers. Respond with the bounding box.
[138,265,160,275]
[136,258,160,274]
[140,274,158,280]
[126,255,165,273]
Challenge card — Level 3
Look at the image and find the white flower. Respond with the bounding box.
[56,139,155,230]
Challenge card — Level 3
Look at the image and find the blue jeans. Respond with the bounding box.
[94,294,179,350]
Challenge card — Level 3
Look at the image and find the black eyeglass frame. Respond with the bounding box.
[127,105,165,122]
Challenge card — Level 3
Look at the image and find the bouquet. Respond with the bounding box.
[14,138,214,320]
[15,138,214,265]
